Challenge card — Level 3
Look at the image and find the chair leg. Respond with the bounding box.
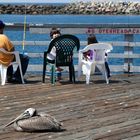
[18,63,25,84]
[42,63,46,83]
[42,53,47,83]
[69,66,72,82]
[0,65,8,85]
[68,65,75,83]
[97,64,109,84]
[51,64,55,85]
[105,70,109,84]
[85,64,92,84]
[72,65,75,83]
[103,64,109,84]
[86,74,90,84]
[77,63,82,81]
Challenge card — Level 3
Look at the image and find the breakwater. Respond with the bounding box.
[0,2,140,15]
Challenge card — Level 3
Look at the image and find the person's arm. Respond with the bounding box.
[4,35,15,52]
[10,46,15,52]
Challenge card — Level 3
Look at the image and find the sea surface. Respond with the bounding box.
[1,14,140,66]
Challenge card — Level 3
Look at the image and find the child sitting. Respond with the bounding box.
[83,35,111,78]
[47,27,63,80]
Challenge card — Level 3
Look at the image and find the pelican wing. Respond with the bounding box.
[15,115,62,132]
[39,113,62,126]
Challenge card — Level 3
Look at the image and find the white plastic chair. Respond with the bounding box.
[0,48,24,85]
[78,43,113,84]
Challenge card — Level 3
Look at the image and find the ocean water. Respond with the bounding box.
[1,14,140,24]
[1,14,140,66]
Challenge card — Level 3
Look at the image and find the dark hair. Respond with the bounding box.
[0,20,5,29]
[87,35,98,45]
[50,27,61,39]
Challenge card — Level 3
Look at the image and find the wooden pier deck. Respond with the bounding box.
[0,74,140,140]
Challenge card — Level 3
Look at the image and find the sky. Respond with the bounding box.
[0,0,140,3]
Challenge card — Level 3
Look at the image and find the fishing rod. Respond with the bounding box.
[22,2,27,54]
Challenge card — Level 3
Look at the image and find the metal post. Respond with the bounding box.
[124,34,134,73]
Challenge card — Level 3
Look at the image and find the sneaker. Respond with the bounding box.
[8,76,26,84]
[7,77,21,84]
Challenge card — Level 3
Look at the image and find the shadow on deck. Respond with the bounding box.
[0,74,140,140]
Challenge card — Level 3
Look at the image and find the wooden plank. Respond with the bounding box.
[30,28,88,34]
[30,27,140,34]
[27,65,140,73]
[12,41,50,46]
[133,66,140,72]
[0,74,140,140]
[11,41,140,47]
[109,53,140,59]
[5,23,140,29]
[27,52,140,59]
[26,65,124,72]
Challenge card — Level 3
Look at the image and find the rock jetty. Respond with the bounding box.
[0,2,140,15]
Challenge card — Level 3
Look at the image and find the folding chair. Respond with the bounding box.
[42,34,80,84]
[78,43,113,84]
[0,48,24,85]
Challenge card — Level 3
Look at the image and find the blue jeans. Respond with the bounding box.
[7,54,29,82]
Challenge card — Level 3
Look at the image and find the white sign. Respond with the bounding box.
[86,28,140,34]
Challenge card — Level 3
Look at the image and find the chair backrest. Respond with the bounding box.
[81,43,112,52]
[0,48,24,85]
[81,43,113,62]
[47,34,80,66]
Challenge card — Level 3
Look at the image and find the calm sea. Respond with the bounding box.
[1,14,140,66]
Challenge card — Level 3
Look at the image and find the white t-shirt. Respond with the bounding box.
[47,46,56,60]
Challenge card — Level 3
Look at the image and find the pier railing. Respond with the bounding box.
[5,23,140,74]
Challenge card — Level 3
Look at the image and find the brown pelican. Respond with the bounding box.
[4,108,63,132]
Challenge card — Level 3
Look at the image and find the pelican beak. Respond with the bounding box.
[4,111,30,127]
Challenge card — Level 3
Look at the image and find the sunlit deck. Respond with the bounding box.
[0,74,140,140]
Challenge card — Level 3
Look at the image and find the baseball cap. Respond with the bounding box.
[0,20,5,28]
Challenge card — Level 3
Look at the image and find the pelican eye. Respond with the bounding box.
[25,111,29,114]
[24,111,30,116]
